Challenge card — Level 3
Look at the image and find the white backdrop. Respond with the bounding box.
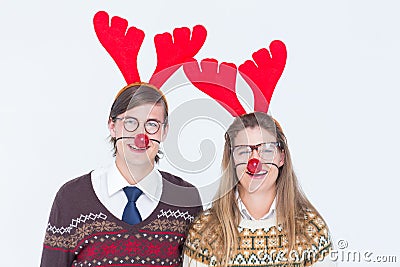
[1,1,400,266]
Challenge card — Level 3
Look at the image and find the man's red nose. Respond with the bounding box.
[134,133,149,148]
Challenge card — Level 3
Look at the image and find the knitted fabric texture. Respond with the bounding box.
[41,171,202,267]
[183,210,331,266]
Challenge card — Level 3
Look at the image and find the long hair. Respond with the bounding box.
[203,112,324,265]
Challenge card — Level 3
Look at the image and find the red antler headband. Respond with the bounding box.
[183,40,287,116]
[93,11,207,96]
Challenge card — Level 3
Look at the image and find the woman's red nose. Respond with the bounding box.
[246,158,262,174]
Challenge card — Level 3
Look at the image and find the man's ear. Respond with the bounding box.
[161,123,169,142]
[108,117,117,138]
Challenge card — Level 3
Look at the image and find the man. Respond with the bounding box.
[40,83,202,266]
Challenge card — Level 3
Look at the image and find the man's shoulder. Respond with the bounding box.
[158,170,202,209]
[55,172,93,200]
[48,171,103,224]
[159,170,197,188]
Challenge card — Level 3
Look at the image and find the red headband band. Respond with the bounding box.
[93,11,207,94]
[183,40,287,116]
[94,11,286,115]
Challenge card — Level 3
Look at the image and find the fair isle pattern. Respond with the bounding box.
[157,209,195,222]
[44,220,123,249]
[143,218,189,234]
[73,231,185,266]
[183,211,224,266]
[184,211,331,267]
[41,172,203,267]
[230,226,330,266]
[47,212,108,235]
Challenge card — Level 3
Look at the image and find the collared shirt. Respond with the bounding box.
[91,162,162,220]
[235,189,276,221]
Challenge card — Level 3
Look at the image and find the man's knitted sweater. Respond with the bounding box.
[41,171,202,267]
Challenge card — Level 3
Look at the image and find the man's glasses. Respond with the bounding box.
[232,142,280,163]
[114,117,166,135]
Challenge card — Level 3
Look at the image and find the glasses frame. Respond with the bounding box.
[114,116,166,135]
[231,142,281,163]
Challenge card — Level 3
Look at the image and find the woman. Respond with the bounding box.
[183,112,334,266]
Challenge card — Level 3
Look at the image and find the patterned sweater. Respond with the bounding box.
[183,210,335,267]
[41,171,202,267]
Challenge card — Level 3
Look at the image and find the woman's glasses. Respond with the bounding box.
[232,142,280,163]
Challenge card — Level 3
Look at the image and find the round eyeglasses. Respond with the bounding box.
[114,117,165,135]
[232,142,280,164]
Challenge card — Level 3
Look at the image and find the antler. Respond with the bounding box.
[93,11,145,84]
[149,25,207,88]
[238,40,287,113]
[183,58,246,116]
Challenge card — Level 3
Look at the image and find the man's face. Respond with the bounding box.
[109,103,168,168]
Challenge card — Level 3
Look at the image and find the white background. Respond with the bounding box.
[1,1,399,266]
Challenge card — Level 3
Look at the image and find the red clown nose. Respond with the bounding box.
[246,158,262,174]
[134,133,149,149]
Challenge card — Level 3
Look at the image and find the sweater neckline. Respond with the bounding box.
[87,171,166,230]
[238,215,277,230]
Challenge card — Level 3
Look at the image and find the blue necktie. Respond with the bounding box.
[122,186,143,225]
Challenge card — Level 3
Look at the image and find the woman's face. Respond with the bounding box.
[233,126,284,193]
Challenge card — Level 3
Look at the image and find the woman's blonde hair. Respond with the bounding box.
[202,112,324,265]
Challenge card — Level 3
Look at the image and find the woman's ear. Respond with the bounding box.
[279,149,285,167]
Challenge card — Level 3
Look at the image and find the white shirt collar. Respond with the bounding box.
[107,162,162,201]
[235,189,276,221]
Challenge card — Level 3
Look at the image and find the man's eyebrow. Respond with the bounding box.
[145,117,163,121]
[124,116,162,122]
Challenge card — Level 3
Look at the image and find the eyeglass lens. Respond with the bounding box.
[122,117,161,134]
[233,143,278,163]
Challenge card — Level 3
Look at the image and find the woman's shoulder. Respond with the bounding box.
[184,209,220,265]
[187,209,215,236]
[186,209,223,246]
[297,208,330,236]
[294,208,332,262]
